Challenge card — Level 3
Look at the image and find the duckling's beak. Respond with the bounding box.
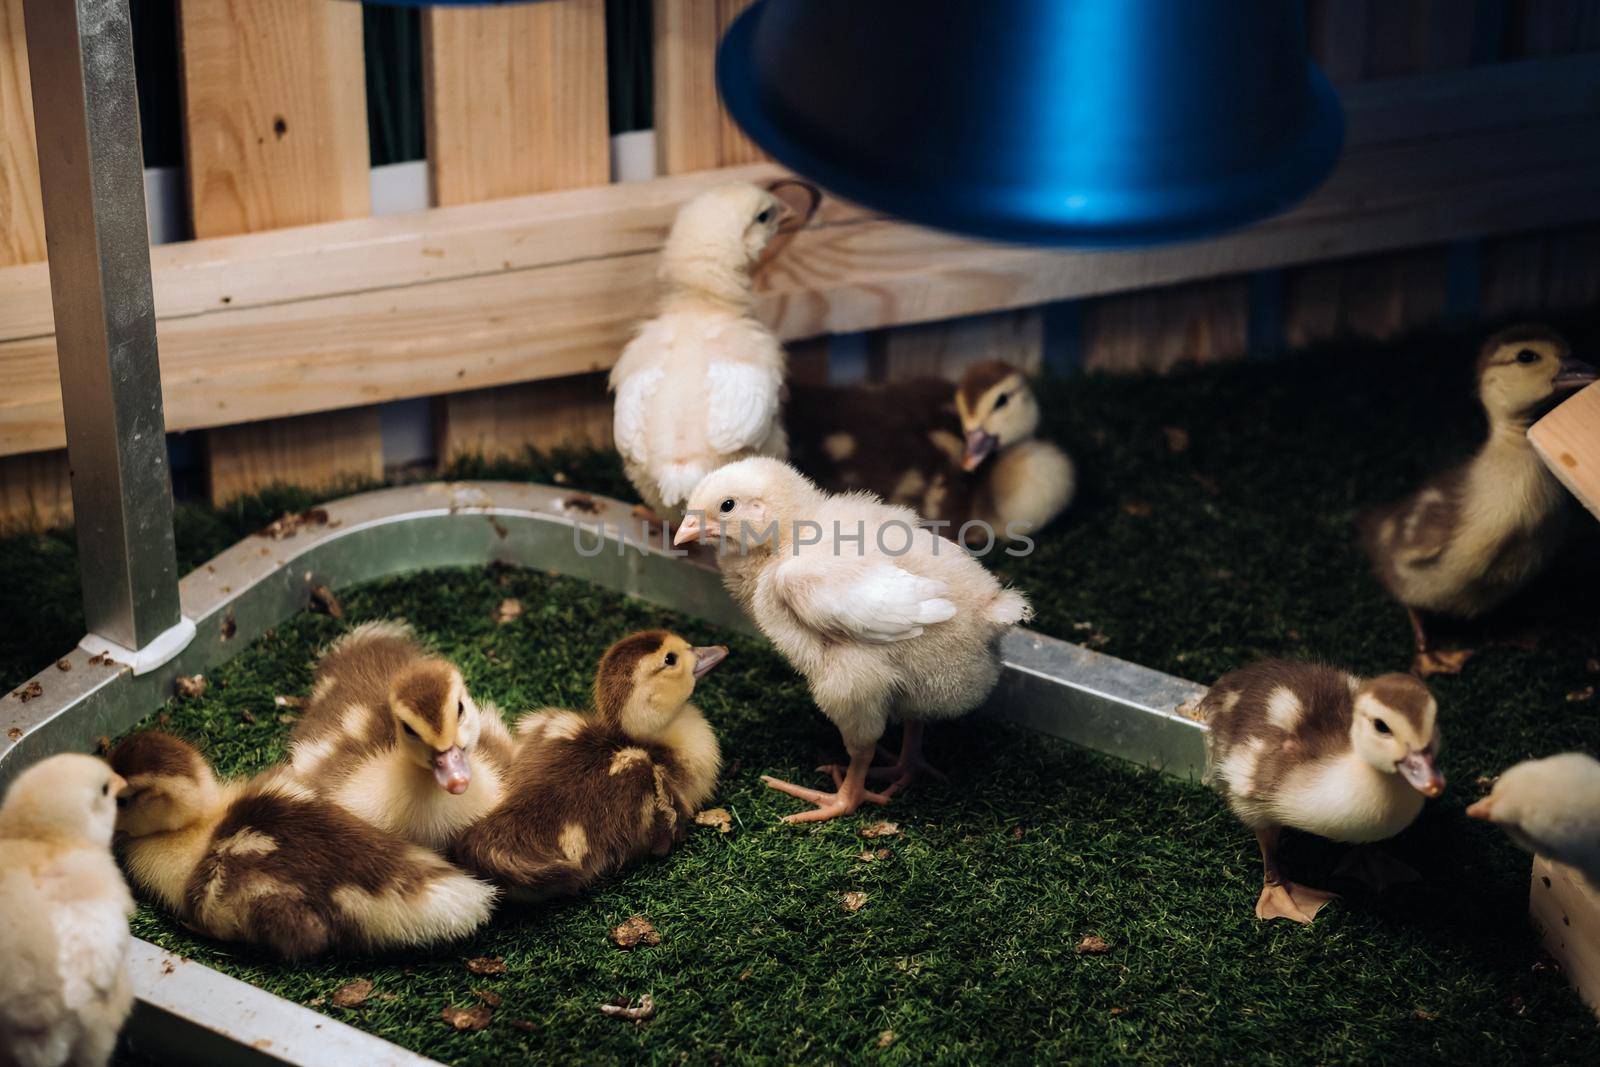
[432,746,470,794]
[1553,357,1599,391]
[962,429,998,471]
[691,645,728,679]
[673,516,711,546]
[1397,747,1445,797]
[1464,796,1495,820]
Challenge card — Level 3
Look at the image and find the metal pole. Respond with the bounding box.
[24,0,188,663]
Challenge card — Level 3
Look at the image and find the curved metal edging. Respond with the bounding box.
[0,480,1207,1067]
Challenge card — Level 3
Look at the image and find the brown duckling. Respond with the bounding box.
[286,621,515,850]
[1360,325,1597,675]
[111,732,496,961]
[455,631,724,901]
[951,359,1076,539]
[1202,661,1444,924]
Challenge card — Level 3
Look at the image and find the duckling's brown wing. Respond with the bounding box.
[1360,468,1465,571]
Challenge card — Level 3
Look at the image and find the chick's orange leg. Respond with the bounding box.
[865,721,947,798]
[1253,825,1337,924]
[765,746,889,823]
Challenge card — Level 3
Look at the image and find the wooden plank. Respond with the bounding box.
[1530,855,1600,1019]
[869,309,1044,381]
[1530,381,1600,521]
[177,0,381,504]
[423,0,612,462]
[1083,280,1251,374]
[1284,246,1449,347]
[0,0,68,530]
[652,0,764,175]
[4,62,1600,456]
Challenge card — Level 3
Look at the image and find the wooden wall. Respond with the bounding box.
[1,0,1598,531]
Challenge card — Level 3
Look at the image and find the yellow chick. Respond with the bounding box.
[286,621,515,850]
[456,631,724,901]
[0,754,133,1067]
[111,732,496,961]
[610,180,819,524]
[1361,325,1597,674]
[1468,752,1600,890]
[950,360,1076,539]
[677,458,1029,822]
[1203,661,1444,923]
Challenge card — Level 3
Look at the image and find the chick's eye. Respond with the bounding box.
[664,652,677,667]
[1374,718,1391,735]
[101,781,110,796]
[1516,348,1541,364]
[994,393,1010,409]
[719,498,735,513]
[755,207,774,224]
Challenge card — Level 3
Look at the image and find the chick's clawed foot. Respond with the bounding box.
[763,775,891,823]
[1255,880,1338,924]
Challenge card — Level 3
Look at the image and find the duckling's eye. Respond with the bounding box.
[755,207,775,225]
[664,652,677,668]
[1516,348,1541,364]
[993,393,1010,409]
[719,498,735,513]
[116,793,131,809]
[402,721,419,738]
[1374,718,1392,735]
[457,699,465,718]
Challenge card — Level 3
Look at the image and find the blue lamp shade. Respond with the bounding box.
[716,0,1345,247]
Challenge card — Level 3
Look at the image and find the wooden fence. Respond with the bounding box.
[1,0,1599,531]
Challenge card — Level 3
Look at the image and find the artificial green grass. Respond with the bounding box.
[5,320,1598,1062]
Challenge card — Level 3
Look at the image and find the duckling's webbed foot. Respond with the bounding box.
[1255,880,1338,924]
[1407,608,1475,677]
[766,747,889,823]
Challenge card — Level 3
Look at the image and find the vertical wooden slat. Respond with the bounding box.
[652,0,764,174]
[424,0,613,463]
[179,0,383,504]
[1081,281,1252,374]
[0,0,71,531]
[869,310,1045,381]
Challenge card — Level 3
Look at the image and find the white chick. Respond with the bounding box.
[0,754,133,1067]
[610,180,819,523]
[676,458,1029,822]
[1467,752,1600,889]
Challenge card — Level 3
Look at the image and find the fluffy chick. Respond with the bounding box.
[111,732,496,961]
[950,360,1076,539]
[610,180,819,523]
[1468,752,1600,889]
[1203,662,1444,923]
[1360,325,1597,675]
[455,631,724,901]
[677,458,1029,822]
[286,621,514,850]
[0,755,132,1067]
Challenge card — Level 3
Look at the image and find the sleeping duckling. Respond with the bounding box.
[1361,325,1597,675]
[1202,661,1444,923]
[287,621,514,850]
[1467,752,1600,890]
[111,732,496,961]
[952,360,1076,539]
[455,631,723,901]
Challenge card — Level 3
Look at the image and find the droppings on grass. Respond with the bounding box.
[173,674,207,699]
[841,892,869,913]
[466,956,507,976]
[330,979,373,1009]
[1414,1008,1438,1021]
[857,849,890,862]
[474,989,503,1008]
[860,821,899,839]
[599,995,655,1023]
[877,1030,897,1049]
[494,598,524,625]
[1075,935,1111,955]
[694,807,732,833]
[442,1004,494,1032]
[609,916,660,949]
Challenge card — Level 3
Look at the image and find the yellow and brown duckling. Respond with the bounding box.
[1360,325,1597,675]
[286,621,515,850]
[1202,661,1444,924]
[787,360,1074,542]
[110,732,496,961]
[455,631,724,901]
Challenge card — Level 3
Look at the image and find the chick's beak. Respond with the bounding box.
[1398,747,1445,797]
[962,429,998,472]
[673,515,712,546]
[1553,357,1599,391]
[108,772,126,796]
[433,746,470,794]
[691,645,728,679]
[1464,796,1495,820]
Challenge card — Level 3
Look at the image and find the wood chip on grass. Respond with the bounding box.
[841,891,869,912]
[694,807,733,833]
[441,1004,493,1032]
[1075,935,1111,955]
[859,821,900,839]
[330,979,373,1009]
[466,956,507,976]
[609,916,660,949]
[493,598,523,625]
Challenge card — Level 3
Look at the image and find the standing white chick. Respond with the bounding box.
[610,180,819,523]
[676,458,1030,822]
[0,755,133,1067]
[1467,752,1600,889]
